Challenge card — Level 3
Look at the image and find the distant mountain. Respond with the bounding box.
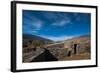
[64,34,90,42]
[23,34,53,41]
[54,34,90,44]
[77,34,90,38]
[74,34,90,40]
[23,34,54,46]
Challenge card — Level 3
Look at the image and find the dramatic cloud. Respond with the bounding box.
[31,20,43,30]
[23,13,43,34]
[23,10,91,41]
[52,19,71,26]
[43,12,72,26]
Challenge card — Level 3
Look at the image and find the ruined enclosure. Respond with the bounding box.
[23,38,91,63]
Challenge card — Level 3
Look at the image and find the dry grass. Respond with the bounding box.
[61,53,91,61]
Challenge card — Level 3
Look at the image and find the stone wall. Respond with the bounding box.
[23,41,90,62]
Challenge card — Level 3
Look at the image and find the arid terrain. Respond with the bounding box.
[22,34,91,63]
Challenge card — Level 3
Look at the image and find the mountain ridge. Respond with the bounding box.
[23,34,54,42]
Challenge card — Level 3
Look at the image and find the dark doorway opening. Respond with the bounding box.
[74,44,77,54]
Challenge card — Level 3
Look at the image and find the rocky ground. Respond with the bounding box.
[62,53,90,61]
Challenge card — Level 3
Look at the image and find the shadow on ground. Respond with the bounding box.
[31,49,58,62]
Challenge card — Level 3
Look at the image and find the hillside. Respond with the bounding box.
[65,34,90,42]
[23,34,53,42]
[23,34,54,48]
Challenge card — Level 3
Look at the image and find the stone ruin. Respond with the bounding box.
[23,40,90,62]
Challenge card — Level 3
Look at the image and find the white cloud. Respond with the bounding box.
[48,36,74,41]
[49,36,72,41]
[52,19,71,26]
[32,20,42,29]
[32,30,38,33]
[38,35,74,41]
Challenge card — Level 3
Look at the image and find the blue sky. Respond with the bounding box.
[23,10,91,41]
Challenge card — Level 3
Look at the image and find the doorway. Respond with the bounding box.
[74,44,77,54]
